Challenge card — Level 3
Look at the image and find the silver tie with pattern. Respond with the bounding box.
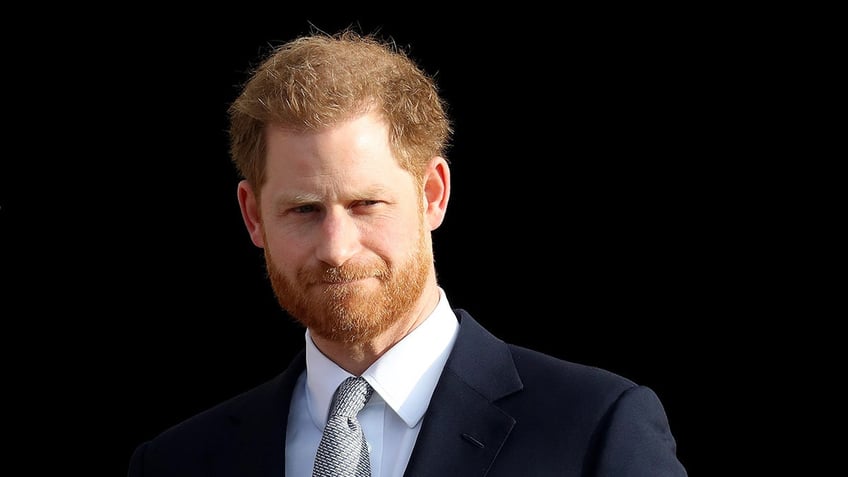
[312,376,374,477]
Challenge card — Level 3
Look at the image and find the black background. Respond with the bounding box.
[2,6,758,476]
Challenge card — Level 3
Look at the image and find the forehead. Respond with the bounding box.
[261,113,415,194]
[267,112,393,162]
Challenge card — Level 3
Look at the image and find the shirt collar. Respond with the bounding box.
[305,287,459,429]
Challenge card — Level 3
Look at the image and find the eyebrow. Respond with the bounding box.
[273,186,392,208]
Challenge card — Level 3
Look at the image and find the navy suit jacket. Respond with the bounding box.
[129,309,687,476]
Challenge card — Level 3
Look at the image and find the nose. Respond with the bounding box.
[314,208,361,267]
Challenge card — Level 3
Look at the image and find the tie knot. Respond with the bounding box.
[329,377,373,418]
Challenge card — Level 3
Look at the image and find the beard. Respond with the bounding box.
[264,223,432,345]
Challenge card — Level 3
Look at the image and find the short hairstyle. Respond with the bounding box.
[228,29,453,190]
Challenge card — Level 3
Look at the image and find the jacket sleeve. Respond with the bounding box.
[127,442,147,477]
[588,385,688,476]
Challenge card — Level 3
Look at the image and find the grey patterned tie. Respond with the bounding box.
[312,376,374,477]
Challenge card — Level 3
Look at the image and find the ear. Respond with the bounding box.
[423,156,451,231]
[237,180,266,248]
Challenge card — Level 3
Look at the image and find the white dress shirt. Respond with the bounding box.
[285,287,460,477]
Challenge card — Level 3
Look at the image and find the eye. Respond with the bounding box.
[351,200,383,211]
[292,204,319,214]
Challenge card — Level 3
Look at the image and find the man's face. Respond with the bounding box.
[253,112,432,344]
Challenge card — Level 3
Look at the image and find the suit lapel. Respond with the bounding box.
[215,351,306,477]
[403,310,522,477]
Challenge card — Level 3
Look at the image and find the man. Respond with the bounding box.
[128,30,687,476]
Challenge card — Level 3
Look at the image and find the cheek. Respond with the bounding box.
[264,232,310,269]
[367,214,423,258]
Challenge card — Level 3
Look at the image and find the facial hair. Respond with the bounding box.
[264,219,431,345]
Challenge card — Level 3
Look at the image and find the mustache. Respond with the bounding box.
[304,264,390,284]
